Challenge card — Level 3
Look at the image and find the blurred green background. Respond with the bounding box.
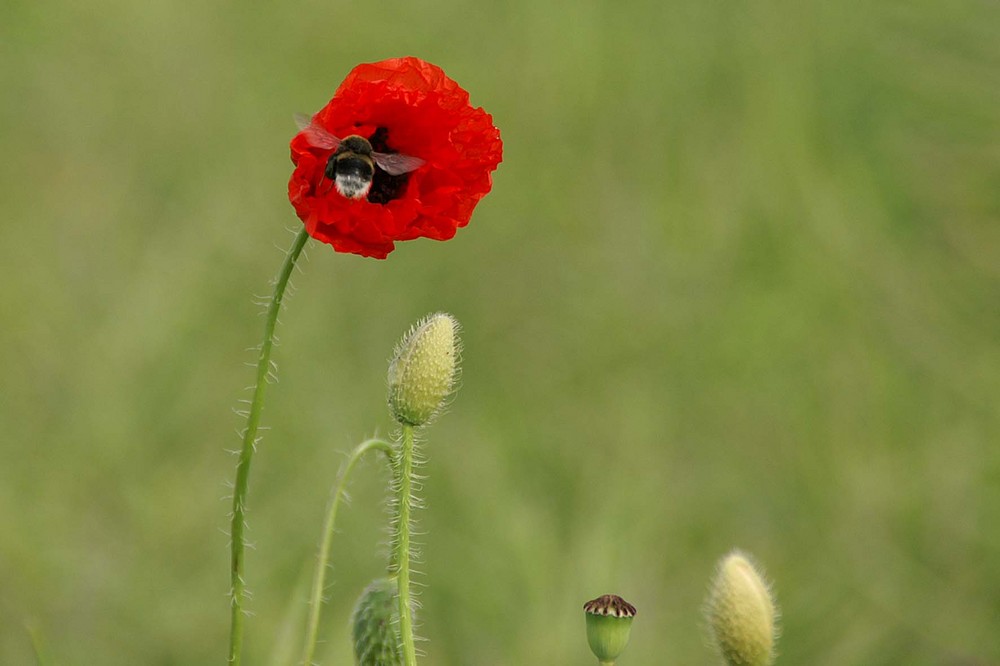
[1,0,998,664]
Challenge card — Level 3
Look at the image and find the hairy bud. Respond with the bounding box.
[388,313,460,426]
[705,551,779,666]
[351,578,403,666]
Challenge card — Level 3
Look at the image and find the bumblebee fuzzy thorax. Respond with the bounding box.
[326,135,375,199]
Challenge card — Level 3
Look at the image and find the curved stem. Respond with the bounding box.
[395,424,418,666]
[228,227,310,666]
[301,438,394,666]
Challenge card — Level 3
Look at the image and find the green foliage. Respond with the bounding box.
[0,0,997,664]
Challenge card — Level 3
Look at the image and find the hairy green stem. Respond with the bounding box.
[395,424,418,666]
[301,438,393,666]
[228,227,310,666]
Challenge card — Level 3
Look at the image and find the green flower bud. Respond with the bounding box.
[388,313,460,427]
[584,594,636,664]
[351,578,403,666]
[705,550,779,666]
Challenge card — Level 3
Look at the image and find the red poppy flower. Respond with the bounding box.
[288,57,503,259]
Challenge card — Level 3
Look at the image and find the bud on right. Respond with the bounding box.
[704,550,779,666]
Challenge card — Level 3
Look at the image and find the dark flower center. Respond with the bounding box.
[367,127,412,205]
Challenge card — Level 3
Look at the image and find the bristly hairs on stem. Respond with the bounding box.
[227,227,310,666]
[391,423,420,666]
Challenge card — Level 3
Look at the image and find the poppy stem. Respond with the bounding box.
[301,437,394,666]
[394,424,419,666]
[228,227,310,666]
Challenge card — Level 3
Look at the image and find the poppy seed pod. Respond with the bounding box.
[705,551,779,666]
[584,594,636,664]
[388,313,460,426]
[351,578,403,666]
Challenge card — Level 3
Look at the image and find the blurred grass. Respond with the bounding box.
[1,0,998,664]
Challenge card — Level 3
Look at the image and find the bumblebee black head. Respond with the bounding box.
[338,135,373,156]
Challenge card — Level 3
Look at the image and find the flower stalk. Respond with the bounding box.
[228,227,310,666]
[301,438,394,666]
[394,423,419,666]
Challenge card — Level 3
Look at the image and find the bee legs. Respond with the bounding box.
[315,173,335,196]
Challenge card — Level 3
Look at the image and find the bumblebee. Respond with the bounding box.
[295,114,425,200]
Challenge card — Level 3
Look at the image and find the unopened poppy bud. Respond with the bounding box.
[388,313,460,426]
[705,551,779,666]
[584,594,636,664]
[351,578,403,666]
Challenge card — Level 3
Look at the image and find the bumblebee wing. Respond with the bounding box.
[293,113,341,150]
[372,152,426,176]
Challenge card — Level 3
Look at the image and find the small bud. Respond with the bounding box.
[351,578,403,666]
[388,313,460,426]
[584,594,636,664]
[705,550,779,666]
